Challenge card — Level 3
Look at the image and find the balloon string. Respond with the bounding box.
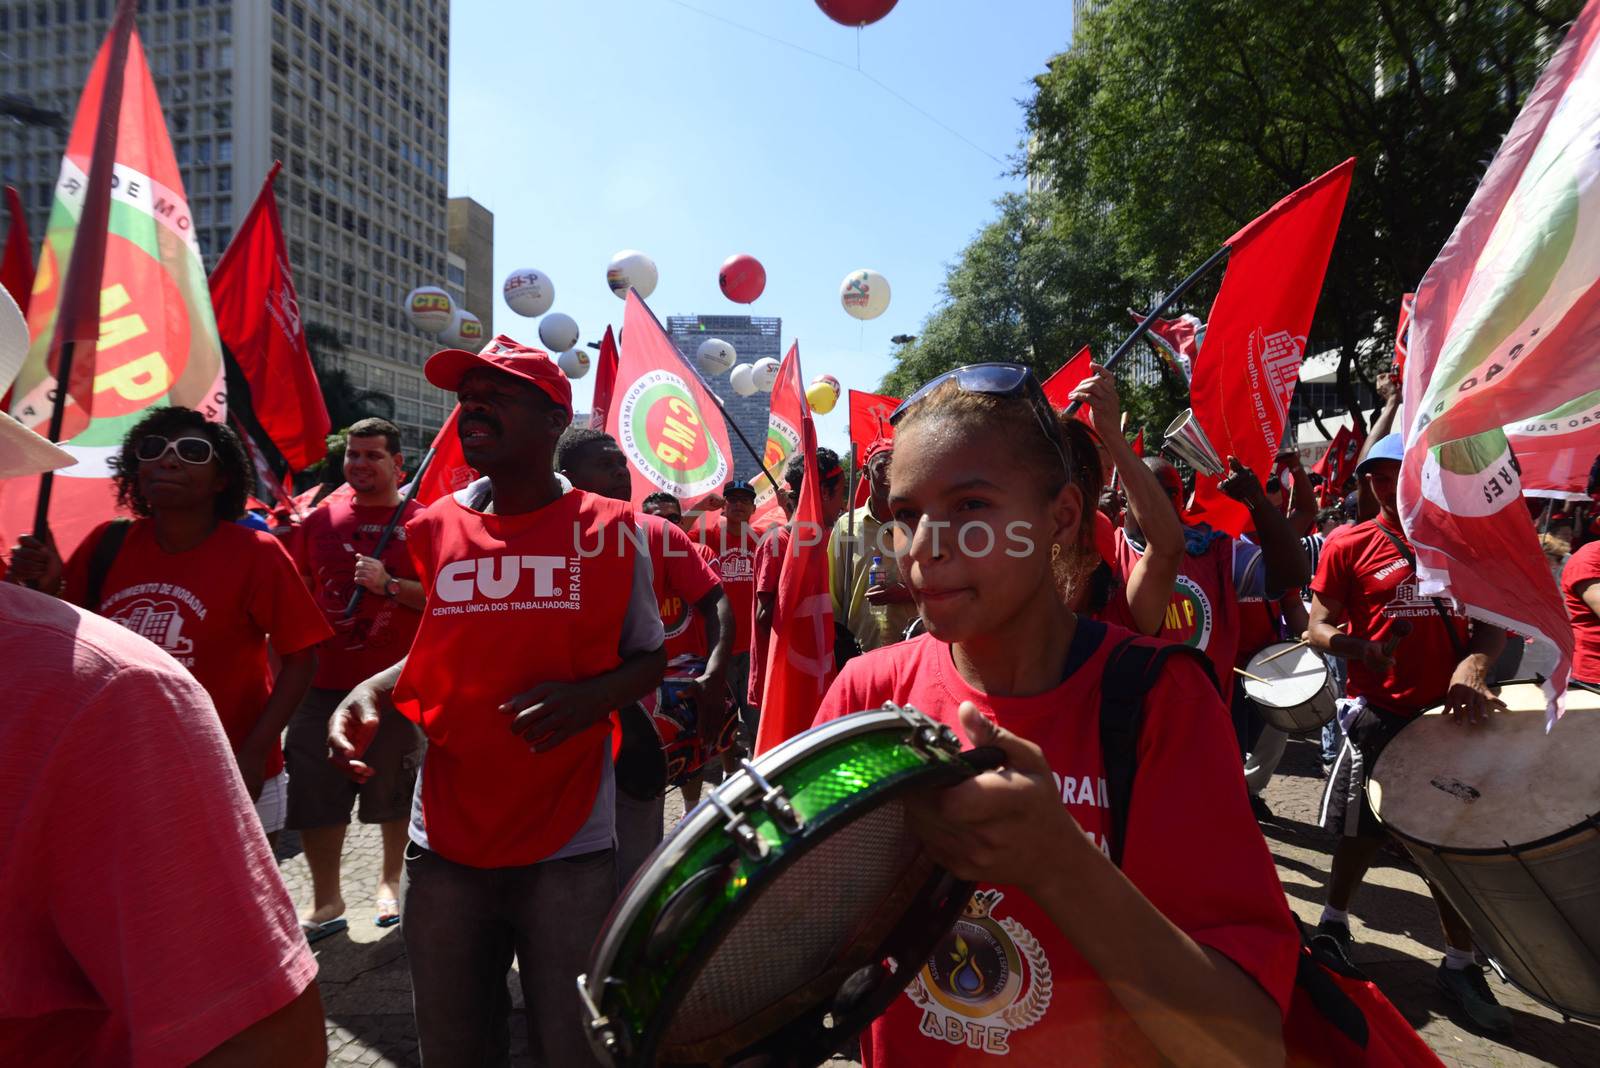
[856,27,862,71]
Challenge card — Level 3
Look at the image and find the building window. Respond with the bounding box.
[217,136,232,162]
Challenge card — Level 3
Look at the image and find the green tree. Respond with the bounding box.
[305,321,396,431]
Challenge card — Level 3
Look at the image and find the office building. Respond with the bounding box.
[446,195,492,338]
[0,0,454,452]
[666,313,781,485]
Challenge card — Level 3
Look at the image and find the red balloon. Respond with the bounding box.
[719,254,767,304]
[814,0,898,28]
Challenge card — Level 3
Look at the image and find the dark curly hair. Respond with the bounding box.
[110,407,250,521]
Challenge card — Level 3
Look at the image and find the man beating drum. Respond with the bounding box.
[1306,433,1513,1036]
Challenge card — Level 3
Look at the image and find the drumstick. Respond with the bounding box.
[1234,667,1272,685]
[1257,639,1309,665]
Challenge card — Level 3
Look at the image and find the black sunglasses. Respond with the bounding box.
[135,434,215,465]
[889,362,1070,477]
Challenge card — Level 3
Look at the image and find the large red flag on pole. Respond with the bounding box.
[1507,390,1600,500]
[4,4,225,559]
[1186,158,1356,534]
[589,325,619,430]
[1400,1,1600,721]
[756,382,836,755]
[847,388,899,466]
[1041,346,1098,426]
[749,343,806,530]
[0,186,33,319]
[605,291,734,512]
[209,161,329,474]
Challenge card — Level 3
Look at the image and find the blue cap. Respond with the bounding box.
[1355,432,1403,475]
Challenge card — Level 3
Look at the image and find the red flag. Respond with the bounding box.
[1186,158,1356,534]
[1,186,33,318]
[589,325,619,430]
[1311,426,1354,503]
[1131,428,1144,457]
[756,401,835,755]
[1041,346,1096,425]
[1508,390,1600,500]
[1399,3,1600,720]
[1131,310,1203,380]
[209,162,330,473]
[409,406,479,506]
[1393,292,1414,378]
[605,291,735,511]
[750,343,806,530]
[848,389,899,464]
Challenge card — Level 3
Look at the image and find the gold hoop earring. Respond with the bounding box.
[1051,543,1062,563]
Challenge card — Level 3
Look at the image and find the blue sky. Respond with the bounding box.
[446,0,1074,448]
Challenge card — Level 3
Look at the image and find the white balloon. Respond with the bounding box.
[406,285,454,334]
[729,363,757,396]
[443,307,485,349]
[606,249,659,300]
[751,357,780,392]
[840,268,891,321]
[695,338,737,376]
[557,348,591,379]
[538,312,580,353]
[503,268,555,318]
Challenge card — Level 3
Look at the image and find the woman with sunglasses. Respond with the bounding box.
[812,364,1296,1067]
[7,408,331,843]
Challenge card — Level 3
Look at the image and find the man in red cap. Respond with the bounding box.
[327,336,667,1064]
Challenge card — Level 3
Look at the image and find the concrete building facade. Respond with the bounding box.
[446,194,492,339]
[0,0,454,451]
[666,313,781,485]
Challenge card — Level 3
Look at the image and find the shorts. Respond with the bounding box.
[1319,701,1412,841]
[254,770,288,835]
[285,685,424,830]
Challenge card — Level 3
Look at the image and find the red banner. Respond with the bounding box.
[588,325,619,430]
[1393,292,1414,377]
[605,291,735,511]
[1,186,32,319]
[1187,158,1356,534]
[1310,425,1364,503]
[749,343,807,530]
[755,411,835,754]
[848,388,899,464]
[1131,310,1203,381]
[1508,390,1600,499]
[209,163,329,473]
[1041,346,1097,427]
[409,406,479,507]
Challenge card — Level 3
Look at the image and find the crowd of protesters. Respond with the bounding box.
[7,336,1600,1065]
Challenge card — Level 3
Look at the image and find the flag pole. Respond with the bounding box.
[32,0,139,537]
[1065,243,1231,416]
[844,444,857,602]
[343,444,435,619]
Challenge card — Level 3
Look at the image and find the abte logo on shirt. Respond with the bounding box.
[432,554,583,613]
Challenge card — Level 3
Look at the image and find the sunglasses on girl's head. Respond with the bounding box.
[135,435,215,465]
[889,362,1070,477]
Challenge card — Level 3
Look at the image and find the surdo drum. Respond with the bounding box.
[578,706,998,1066]
[1241,641,1337,735]
[1367,681,1600,1021]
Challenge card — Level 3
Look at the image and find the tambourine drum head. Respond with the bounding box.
[664,797,922,1049]
[1369,682,1600,850]
[1242,643,1328,708]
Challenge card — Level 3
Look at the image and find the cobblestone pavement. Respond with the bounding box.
[279,740,1600,1066]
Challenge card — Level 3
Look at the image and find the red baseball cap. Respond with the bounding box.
[425,334,573,416]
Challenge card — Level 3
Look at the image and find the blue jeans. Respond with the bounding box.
[401,843,617,1066]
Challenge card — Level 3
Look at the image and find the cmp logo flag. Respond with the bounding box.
[617,369,729,500]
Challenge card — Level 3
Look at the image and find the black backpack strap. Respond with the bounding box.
[1100,638,1218,868]
[85,518,133,610]
[1370,521,1468,660]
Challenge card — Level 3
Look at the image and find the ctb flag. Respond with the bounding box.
[1187,158,1356,534]
[605,290,734,512]
[1400,0,1600,720]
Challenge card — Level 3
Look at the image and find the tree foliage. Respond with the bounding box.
[885,0,1581,442]
[305,321,396,431]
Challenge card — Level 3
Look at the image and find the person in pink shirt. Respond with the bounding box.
[0,412,323,1066]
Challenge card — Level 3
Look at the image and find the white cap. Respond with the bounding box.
[0,411,75,480]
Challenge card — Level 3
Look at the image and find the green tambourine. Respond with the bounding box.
[578,705,999,1067]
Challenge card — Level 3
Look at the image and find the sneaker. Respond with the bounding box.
[1311,918,1354,960]
[1437,962,1513,1037]
[1249,794,1275,823]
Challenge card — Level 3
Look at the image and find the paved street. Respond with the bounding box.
[278,737,1600,1066]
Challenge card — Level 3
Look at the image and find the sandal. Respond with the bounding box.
[300,916,349,944]
[375,896,401,928]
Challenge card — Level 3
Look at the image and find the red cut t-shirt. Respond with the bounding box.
[640,513,721,661]
[290,498,425,689]
[813,629,1297,1066]
[706,520,758,654]
[64,519,333,779]
[1310,518,1469,716]
[1112,528,1240,699]
[1562,540,1600,683]
[394,488,637,868]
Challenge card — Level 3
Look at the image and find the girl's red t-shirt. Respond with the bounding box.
[64,519,333,779]
[813,628,1297,1067]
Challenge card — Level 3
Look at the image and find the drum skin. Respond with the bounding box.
[1243,642,1336,735]
[1369,682,1600,1021]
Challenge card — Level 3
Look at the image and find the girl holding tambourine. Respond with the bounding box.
[814,364,1298,1067]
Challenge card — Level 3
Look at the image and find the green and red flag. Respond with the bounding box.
[3,12,225,558]
[1399,0,1600,721]
[749,342,805,529]
[1506,389,1600,500]
[606,290,733,511]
